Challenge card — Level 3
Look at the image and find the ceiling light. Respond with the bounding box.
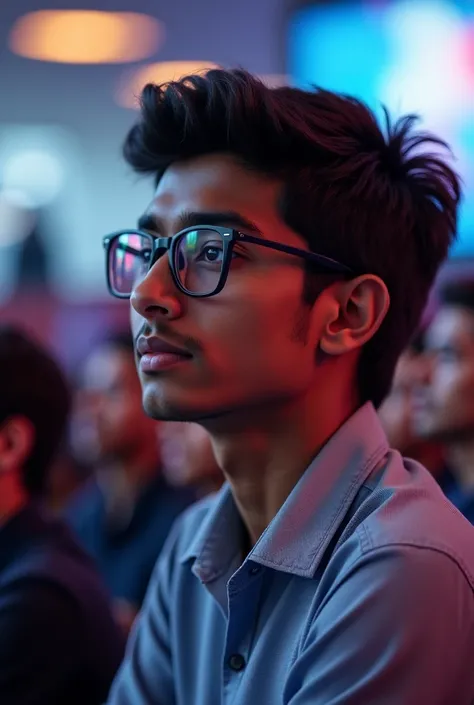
[9,10,163,64]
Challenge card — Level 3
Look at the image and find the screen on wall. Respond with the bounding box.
[288,0,474,256]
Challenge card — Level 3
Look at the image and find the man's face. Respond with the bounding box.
[378,350,429,453]
[412,306,474,441]
[73,345,156,462]
[130,153,328,422]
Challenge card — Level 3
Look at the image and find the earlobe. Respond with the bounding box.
[319,275,390,356]
[0,417,35,476]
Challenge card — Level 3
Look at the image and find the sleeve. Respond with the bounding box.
[0,578,86,705]
[284,544,474,705]
[106,520,182,705]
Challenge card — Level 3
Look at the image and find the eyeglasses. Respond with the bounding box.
[102,225,353,299]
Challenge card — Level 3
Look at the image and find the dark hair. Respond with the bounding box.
[439,278,474,312]
[0,326,71,496]
[123,69,461,407]
[405,329,425,355]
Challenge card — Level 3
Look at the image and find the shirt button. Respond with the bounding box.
[249,565,260,576]
[228,653,246,672]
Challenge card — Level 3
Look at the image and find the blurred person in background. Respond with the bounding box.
[379,332,446,479]
[412,278,474,522]
[105,69,474,705]
[0,326,124,705]
[66,332,196,635]
[160,422,223,496]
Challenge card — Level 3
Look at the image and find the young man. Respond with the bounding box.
[105,70,474,704]
[0,326,124,705]
[412,278,474,522]
[67,333,196,633]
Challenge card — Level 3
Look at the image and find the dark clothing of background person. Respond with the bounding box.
[66,473,196,607]
[0,502,125,705]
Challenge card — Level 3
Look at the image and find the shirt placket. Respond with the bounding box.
[222,561,265,704]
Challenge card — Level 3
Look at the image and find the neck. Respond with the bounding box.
[447,440,474,491]
[205,388,358,548]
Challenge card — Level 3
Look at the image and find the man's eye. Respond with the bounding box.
[196,245,224,264]
[437,349,459,363]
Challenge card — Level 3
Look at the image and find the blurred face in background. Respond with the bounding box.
[160,422,222,492]
[72,344,158,465]
[379,349,429,453]
[412,307,474,441]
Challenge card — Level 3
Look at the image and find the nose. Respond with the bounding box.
[131,253,183,322]
[415,353,434,386]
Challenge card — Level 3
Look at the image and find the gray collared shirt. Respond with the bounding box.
[109,403,474,704]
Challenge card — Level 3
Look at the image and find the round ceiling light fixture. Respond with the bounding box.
[9,10,164,64]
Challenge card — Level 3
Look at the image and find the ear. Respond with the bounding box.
[318,275,390,356]
[0,416,35,476]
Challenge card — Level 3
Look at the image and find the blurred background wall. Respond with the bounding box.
[1,0,473,369]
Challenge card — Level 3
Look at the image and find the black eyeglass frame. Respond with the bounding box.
[102,225,354,299]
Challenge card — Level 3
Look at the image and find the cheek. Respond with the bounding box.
[193,281,312,381]
[99,400,131,430]
[381,397,405,427]
[434,368,471,407]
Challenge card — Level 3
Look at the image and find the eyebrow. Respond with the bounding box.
[137,210,263,236]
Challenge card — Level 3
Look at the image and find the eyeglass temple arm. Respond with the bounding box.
[238,233,353,273]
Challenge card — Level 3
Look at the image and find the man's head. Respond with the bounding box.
[413,279,474,442]
[111,69,459,423]
[73,332,158,465]
[0,326,71,505]
[379,334,429,453]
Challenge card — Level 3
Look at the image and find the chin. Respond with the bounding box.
[142,385,242,424]
[416,420,453,443]
[142,389,206,423]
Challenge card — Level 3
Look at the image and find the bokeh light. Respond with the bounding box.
[2,149,64,208]
[9,10,164,64]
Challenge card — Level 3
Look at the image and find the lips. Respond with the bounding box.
[136,335,191,357]
[136,335,192,373]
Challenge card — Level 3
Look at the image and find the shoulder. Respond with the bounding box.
[0,561,91,659]
[1,510,113,613]
[340,452,474,590]
[0,571,80,621]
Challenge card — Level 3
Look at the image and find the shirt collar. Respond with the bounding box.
[181,402,389,582]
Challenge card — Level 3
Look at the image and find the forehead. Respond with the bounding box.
[426,306,474,348]
[149,154,285,233]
